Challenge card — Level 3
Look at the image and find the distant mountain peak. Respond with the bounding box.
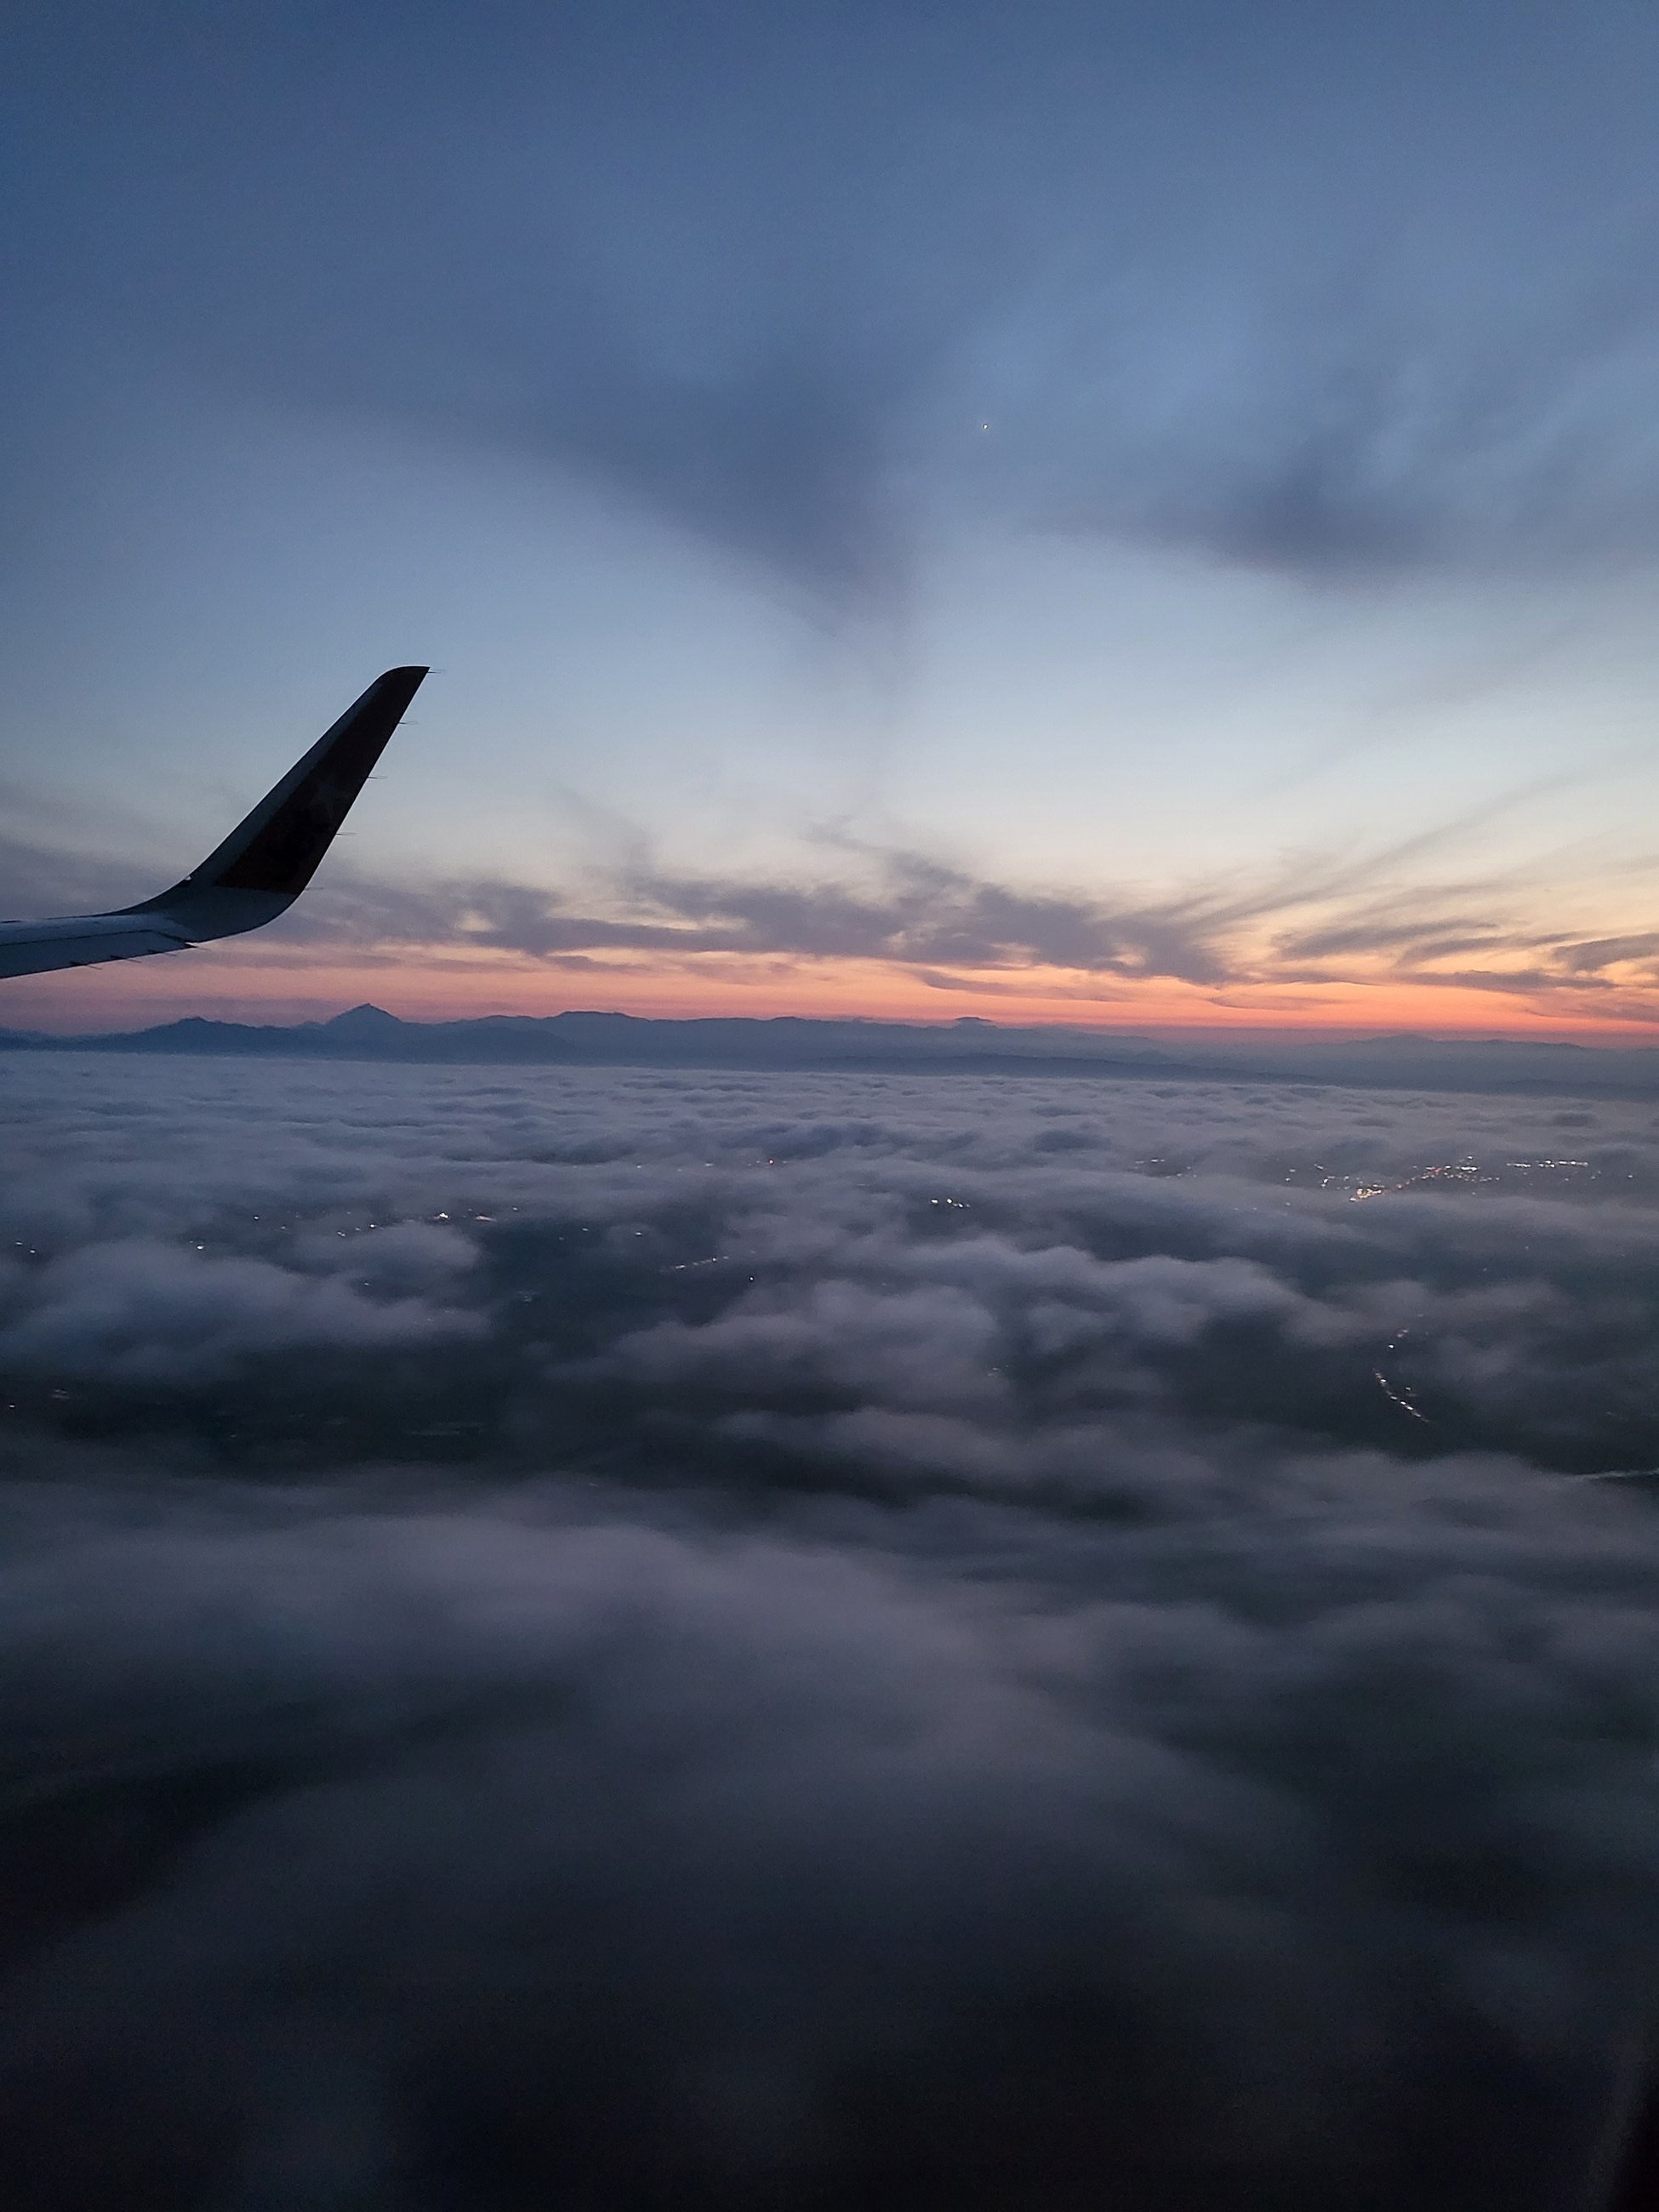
[1,1008,1651,1099]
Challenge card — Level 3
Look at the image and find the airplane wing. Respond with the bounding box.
[0,666,427,981]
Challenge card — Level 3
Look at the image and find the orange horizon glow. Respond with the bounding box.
[8,940,1659,1043]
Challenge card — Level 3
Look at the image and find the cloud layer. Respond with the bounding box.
[3,1053,1659,2206]
[271,843,1659,1023]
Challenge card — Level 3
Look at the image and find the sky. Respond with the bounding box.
[5,0,1659,1035]
[6,1051,1659,2202]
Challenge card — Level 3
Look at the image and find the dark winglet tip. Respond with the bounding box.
[362,665,430,704]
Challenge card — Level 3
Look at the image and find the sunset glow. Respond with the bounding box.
[13,941,1659,1040]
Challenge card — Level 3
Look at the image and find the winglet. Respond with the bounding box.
[135,665,428,910]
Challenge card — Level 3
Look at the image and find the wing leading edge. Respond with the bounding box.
[0,667,427,981]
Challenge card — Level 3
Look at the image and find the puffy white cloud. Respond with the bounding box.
[612,1279,1011,1412]
[0,1237,483,1382]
